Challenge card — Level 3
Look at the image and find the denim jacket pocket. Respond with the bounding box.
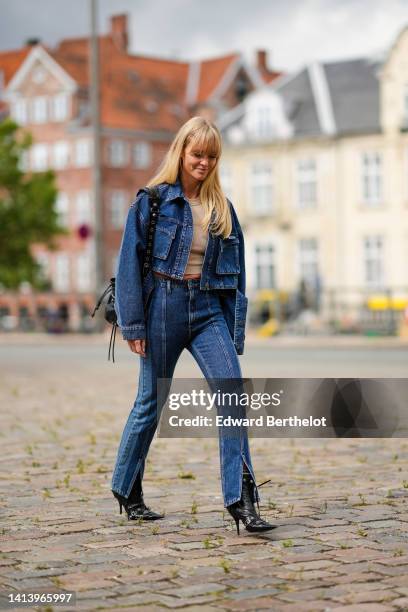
[153,222,178,260]
[216,235,241,274]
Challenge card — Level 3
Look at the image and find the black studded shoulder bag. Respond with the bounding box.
[91,186,161,362]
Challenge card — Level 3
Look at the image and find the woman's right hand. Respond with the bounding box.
[127,339,146,357]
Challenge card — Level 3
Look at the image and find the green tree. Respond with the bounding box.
[0,118,66,289]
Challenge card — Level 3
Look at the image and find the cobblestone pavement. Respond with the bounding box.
[0,338,407,611]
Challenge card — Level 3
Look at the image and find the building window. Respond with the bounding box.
[299,238,319,283]
[51,93,69,121]
[108,140,128,167]
[35,252,50,281]
[110,190,127,229]
[12,99,28,124]
[54,253,70,292]
[250,160,273,215]
[133,141,151,169]
[255,243,276,289]
[75,139,91,167]
[361,152,382,205]
[219,163,233,199]
[255,106,274,139]
[53,141,69,169]
[55,192,69,226]
[19,149,30,172]
[77,253,92,292]
[363,235,384,288]
[296,158,317,208]
[75,191,91,225]
[31,96,48,123]
[31,143,48,171]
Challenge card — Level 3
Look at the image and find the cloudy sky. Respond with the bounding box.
[1,0,407,72]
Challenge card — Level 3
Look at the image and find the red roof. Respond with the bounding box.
[0,47,31,84]
[0,20,272,131]
[196,54,239,103]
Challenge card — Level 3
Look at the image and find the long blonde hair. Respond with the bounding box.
[147,116,232,238]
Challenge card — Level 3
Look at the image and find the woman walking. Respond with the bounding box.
[111,116,276,535]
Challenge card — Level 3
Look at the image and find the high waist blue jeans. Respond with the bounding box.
[111,274,259,507]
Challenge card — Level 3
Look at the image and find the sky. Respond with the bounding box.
[0,0,407,72]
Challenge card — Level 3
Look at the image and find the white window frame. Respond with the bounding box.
[76,252,92,292]
[35,252,50,281]
[54,253,70,292]
[75,139,91,168]
[13,98,28,124]
[31,96,48,124]
[249,160,273,215]
[110,190,127,229]
[31,143,48,171]
[133,141,151,169]
[255,106,275,139]
[51,93,69,121]
[254,242,276,290]
[296,158,317,209]
[108,140,128,167]
[363,235,385,289]
[75,191,92,225]
[19,149,30,172]
[55,192,69,227]
[53,140,69,169]
[298,237,319,284]
[361,151,382,206]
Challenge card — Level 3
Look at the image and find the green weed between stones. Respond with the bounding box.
[219,558,231,573]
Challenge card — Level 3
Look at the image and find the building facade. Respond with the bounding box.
[218,26,408,328]
[0,14,279,331]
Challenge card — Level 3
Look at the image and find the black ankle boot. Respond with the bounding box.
[112,472,164,521]
[226,467,277,535]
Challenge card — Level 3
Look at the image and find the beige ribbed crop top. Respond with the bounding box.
[183,196,208,278]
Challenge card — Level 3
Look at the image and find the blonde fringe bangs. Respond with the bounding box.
[147,117,232,238]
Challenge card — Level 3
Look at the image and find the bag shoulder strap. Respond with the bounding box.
[142,186,161,278]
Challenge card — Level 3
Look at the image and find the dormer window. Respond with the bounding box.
[244,90,293,141]
[255,106,275,138]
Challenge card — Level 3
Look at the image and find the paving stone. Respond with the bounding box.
[161,582,227,598]
[330,604,395,611]
[336,589,399,604]
[1,342,408,612]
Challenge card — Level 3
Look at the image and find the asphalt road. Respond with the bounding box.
[1,337,407,378]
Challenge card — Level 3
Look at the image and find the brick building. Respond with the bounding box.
[0,14,280,331]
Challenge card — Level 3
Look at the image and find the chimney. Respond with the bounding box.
[256,49,279,82]
[26,37,41,46]
[110,14,128,53]
[257,50,268,73]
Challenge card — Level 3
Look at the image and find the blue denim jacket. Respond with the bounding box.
[115,179,248,354]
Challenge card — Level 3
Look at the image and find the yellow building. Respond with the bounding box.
[218,26,408,331]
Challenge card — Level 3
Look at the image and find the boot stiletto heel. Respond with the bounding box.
[112,472,164,521]
[226,466,277,535]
